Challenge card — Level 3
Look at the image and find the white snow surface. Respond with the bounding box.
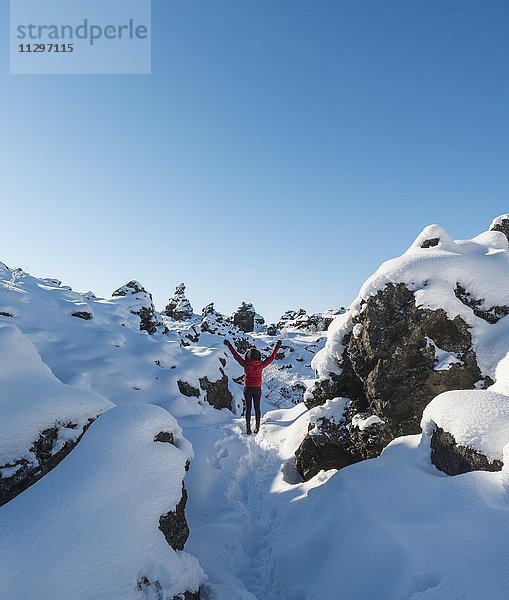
[308,396,350,435]
[0,324,113,467]
[3,248,509,599]
[351,413,385,430]
[421,389,509,461]
[182,400,509,600]
[0,404,204,600]
[313,219,509,388]
[425,336,464,371]
[0,263,321,416]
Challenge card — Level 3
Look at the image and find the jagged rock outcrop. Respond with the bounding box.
[295,218,509,481]
[295,283,487,480]
[429,427,503,476]
[178,371,233,411]
[159,485,190,552]
[200,303,234,336]
[278,308,345,333]
[154,428,192,552]
[199,372,233,410]
[455,283,509,324]
[112,280,162,334]
[163,284,194,321]
[231,302,264,333]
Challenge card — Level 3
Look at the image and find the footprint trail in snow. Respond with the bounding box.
[181,404,310,600]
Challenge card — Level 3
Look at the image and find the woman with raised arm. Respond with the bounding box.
[224,339,282,435]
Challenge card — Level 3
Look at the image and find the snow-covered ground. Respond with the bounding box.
[183,400,509,600]
[2,216,509,600]
[0,261,323,416]
[0,403,205,600]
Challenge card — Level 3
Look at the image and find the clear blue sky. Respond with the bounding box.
[1,0,508,323]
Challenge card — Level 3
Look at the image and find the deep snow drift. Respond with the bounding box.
[0,324,112,473]
[0,404,205,600]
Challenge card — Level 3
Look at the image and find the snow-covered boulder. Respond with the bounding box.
[112,280,163,334]
[277,308,345,333]
[200,303,235,336]
[163,283,194,321]
[421,389,509,475]
[0,325,113,505]
[295,396,390,480]
[231,302,265,333]
[490,213,509,242]
[296,218,509,479]
[0,403,205,600]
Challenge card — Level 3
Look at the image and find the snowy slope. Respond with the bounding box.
[0,404,205,600]
[183,402,509,600]
[0,324,112,470]
[0,262,324,416]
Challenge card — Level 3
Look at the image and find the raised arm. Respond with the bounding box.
[224,339,246,367]
[262,340,282,368]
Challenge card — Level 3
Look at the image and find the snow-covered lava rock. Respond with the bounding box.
[296,218,509,480]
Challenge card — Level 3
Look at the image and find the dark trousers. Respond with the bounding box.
[244,386,262,428]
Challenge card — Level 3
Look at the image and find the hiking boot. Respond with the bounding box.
[246,426,252,435]
[254,423,260,434]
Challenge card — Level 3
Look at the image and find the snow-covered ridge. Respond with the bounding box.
[0,324,112,467]
[313,217,509,386]
[0,404,205,600]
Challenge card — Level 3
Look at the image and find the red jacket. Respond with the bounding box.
[228,344,280,387]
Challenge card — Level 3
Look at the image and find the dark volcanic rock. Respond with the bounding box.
[154,431,175,444]
[71,311,93,320]
[199,371,233,410]
[420,237,440,248]
[430,426,503,475]
[278,308,344,333]
[159,484,190,551]
[232,302,264,333]
[163,284,194,321]
[233,337,255,354]
[266,324,278,336]
[455,283,509,324]
[0,420,93,506]
[295,420,362,480]
[178,326,200,347]
[137,575,200,600]
[177,381,201,398]
[295,405,393,480]
[490,215,509,242]
[200,303,233,336]
[177,372,233,410]
[346,284,483,437]
[296,283,487,480]
[112,280,162,334]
